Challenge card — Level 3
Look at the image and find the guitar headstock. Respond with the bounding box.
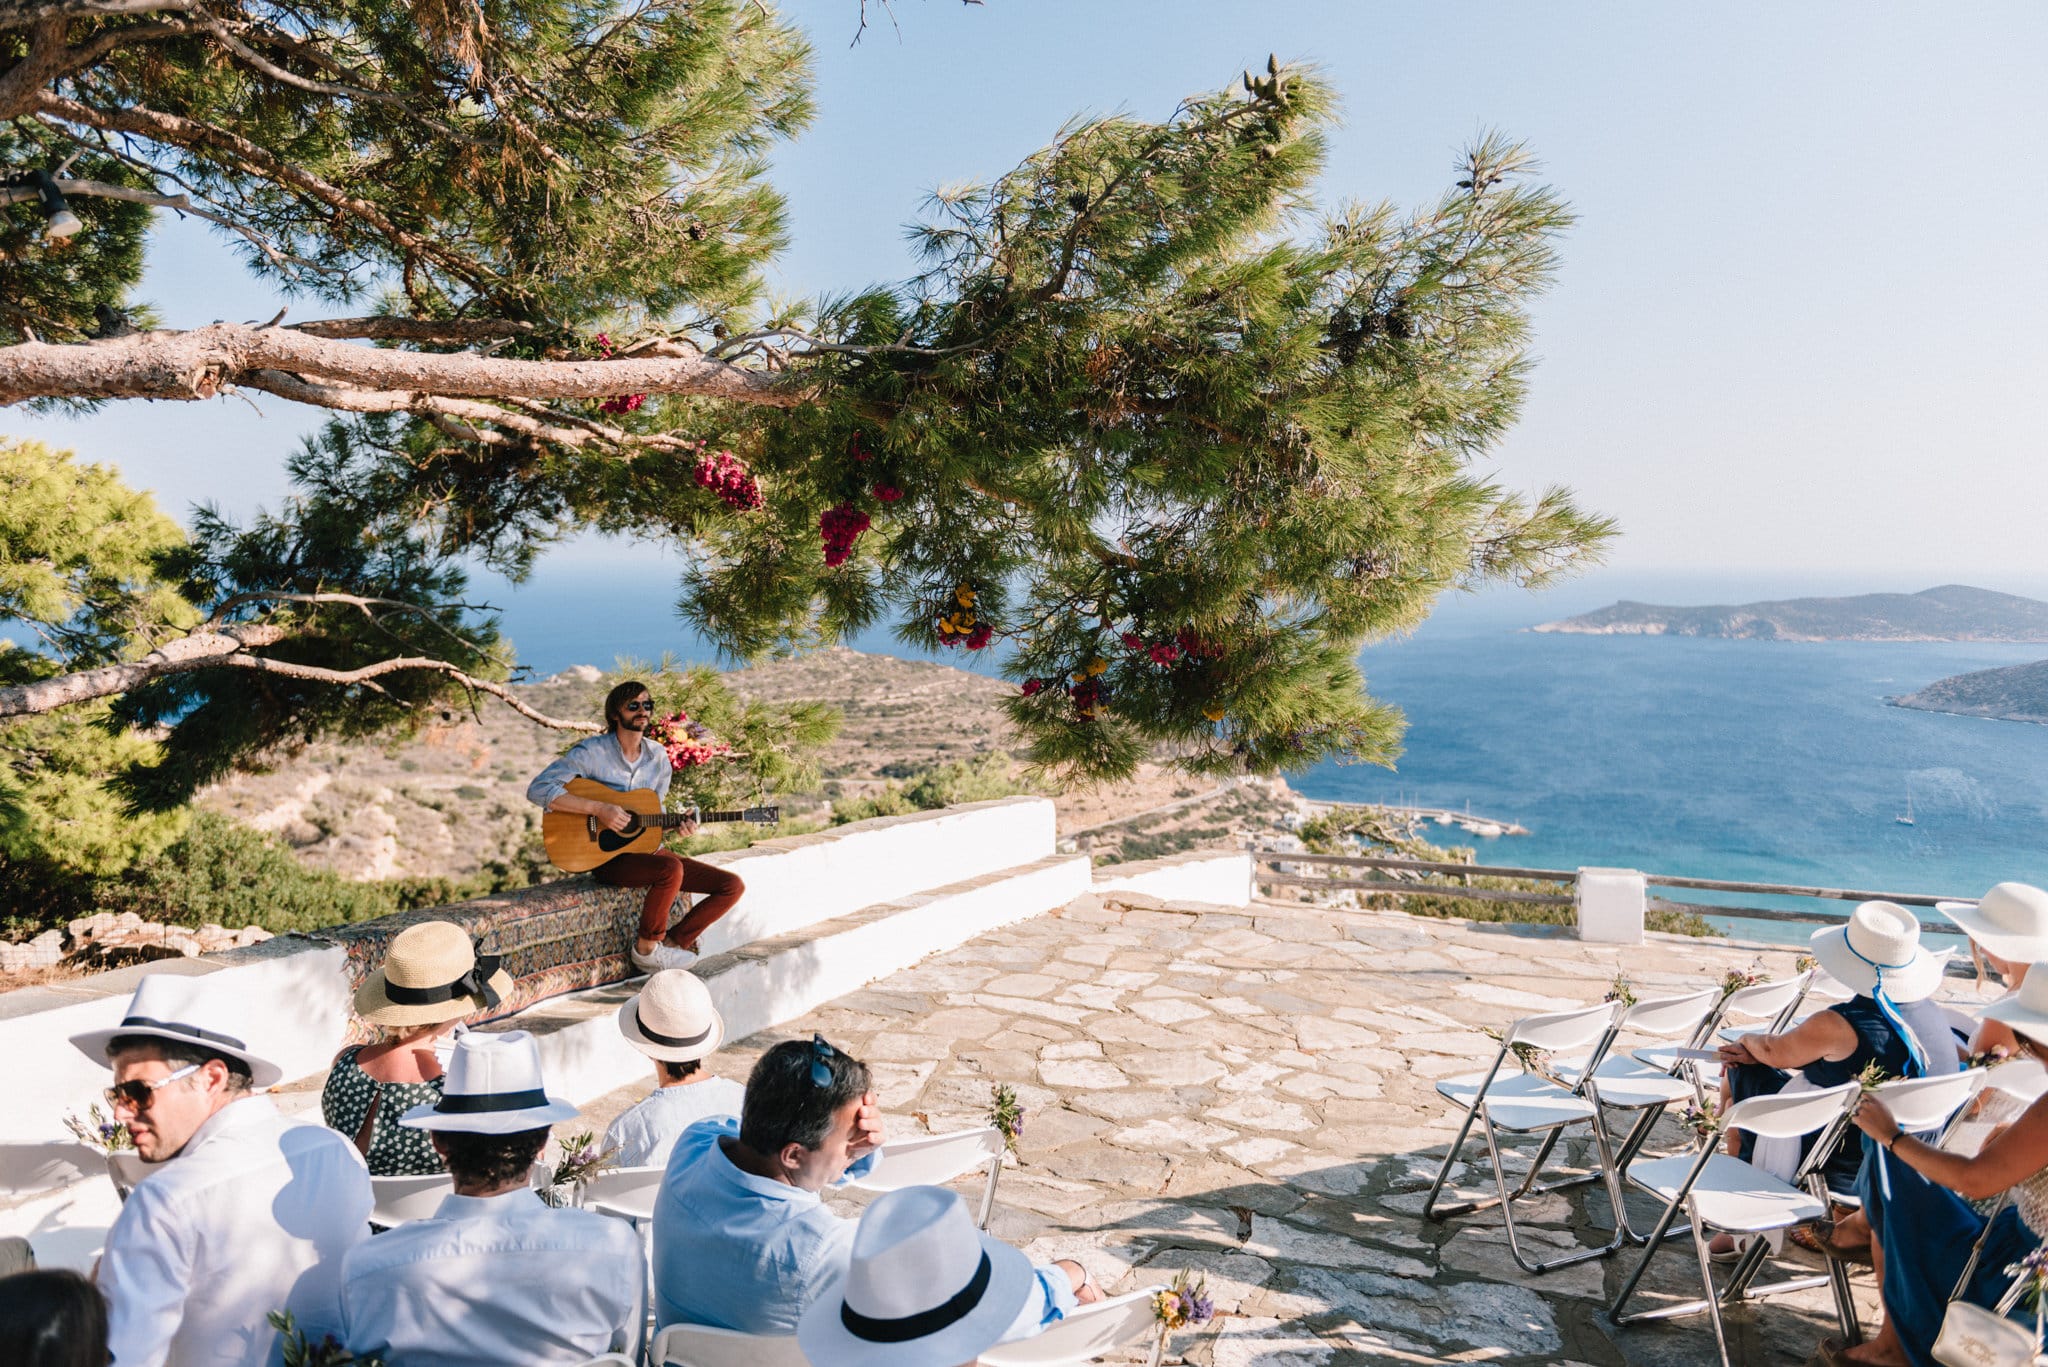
[741,805,780,825]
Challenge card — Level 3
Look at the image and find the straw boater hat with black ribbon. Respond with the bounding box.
[798,1185,1038,1367]
[615,969,725,1063]
[1936,883,2048,966]
[70,974,283,1088]
[353,920,514,1029]
[398,1030,578,1135]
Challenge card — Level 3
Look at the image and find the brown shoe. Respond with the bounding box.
[1792,1220,1874,1266]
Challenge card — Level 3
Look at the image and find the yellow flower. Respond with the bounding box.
[955,586,976,608]
[1203,705,1227,721]
[937,618,956,634]
[1086,657,1108,676]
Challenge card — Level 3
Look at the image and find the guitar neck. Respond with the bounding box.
[650,808,754,827]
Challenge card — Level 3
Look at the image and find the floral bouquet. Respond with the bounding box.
[65,1102,133,1153]
[1480,1025,1552,1080]
[268,1311,384,1367]
[1604,974,1637,1008]
[988,1082,1026,1156]
[541,1131,617,1207]
[1796,953,1819,974]
[1718,959,1766,1002]
[1966,1045,2015,1071]
[1679,1098,1723,1143]
[1148,1268,1215,1364]
[646,712,733,773]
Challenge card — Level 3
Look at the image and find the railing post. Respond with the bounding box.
[1576,867,1646,944]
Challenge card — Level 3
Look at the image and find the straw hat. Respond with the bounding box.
[615,969,725,1063]
[354,921,513,1028]
[798,1185,1037,1367]
[1936,883,2048,965]
[398,1030,578,1135]
[1981,965,2048,1047]
[1808,900,1945,1004]
[70,974,282,1088]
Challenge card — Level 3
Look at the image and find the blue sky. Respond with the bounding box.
[9,2,2048,598]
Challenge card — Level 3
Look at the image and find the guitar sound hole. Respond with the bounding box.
[597,829,634,852]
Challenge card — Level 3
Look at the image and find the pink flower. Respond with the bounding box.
[599,393,646,415]
[820,503,871,567]
[965,623,993,650]
[872,484,903,503]
[1020,679,1045,696]
[1149,642,1180,664]
[1121,632,1143,649]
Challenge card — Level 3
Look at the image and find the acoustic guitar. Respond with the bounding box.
[542,777,779,873]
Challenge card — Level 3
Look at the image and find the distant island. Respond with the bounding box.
[1892,658,2048,724]
[1531,585,2048,642]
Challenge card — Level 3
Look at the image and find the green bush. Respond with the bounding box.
[830,753,1030,826]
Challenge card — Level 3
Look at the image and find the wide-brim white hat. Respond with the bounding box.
[1981,965,2048,1047]
[616,968,725,1063]
[1808,900,1946,1004]
[1937,884,2048,966]
[798,1185,1038,1367]
[70,974,282,1088]
[399,1030,578,1134]
[354,920,514,1028]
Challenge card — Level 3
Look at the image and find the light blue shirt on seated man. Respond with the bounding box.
[526,729,672,809]
[652,1116,1073,1338]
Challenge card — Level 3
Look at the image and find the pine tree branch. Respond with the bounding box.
[289,317,540,343]
[0,0,190,32]
[0,176,328,279]
[0,321,805,406]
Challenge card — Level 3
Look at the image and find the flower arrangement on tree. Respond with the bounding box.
[646,713,734,772]
[988,1082,1026,1156]
[269,1311,384,1367]
[65,1103,133,1153]
[935,585,994,651]
[694,448,764,511]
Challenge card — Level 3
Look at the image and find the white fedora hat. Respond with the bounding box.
[354,921,514,1028]
[1982,965,2048,1046]
[798,1185,1038,1367]
[70,974,282,1088]
[1809,901,1946,1005]
[1937,884,2048,965]
[615,969,725,1063]
[399,1030,578,1134]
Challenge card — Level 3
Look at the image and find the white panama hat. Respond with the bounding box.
[1982,966,2048,1047]
[615,968,725,1063]
[70,973,283,1088]
[798,1185,1038,1367]
[1808,900,1946,1005]
[398,1030,578,1134]
[1937,883,2048,966]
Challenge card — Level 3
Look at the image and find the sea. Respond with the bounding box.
[475,559,2048,942]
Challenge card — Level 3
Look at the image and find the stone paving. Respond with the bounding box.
[578,894,1957,1366]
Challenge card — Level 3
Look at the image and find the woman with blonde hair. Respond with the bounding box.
[323,921,513,1176]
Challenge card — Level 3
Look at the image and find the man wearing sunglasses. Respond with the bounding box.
[70,974,371,1367]
[527,678,746,974]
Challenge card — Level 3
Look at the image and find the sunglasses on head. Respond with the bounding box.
[808,1033,839,1087]
[105,1062,202,1113]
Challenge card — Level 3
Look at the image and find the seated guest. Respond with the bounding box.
[604,969,745,1167]
[339,1031,645,1367]
[326,920,513,1175]
[70,975,372,1367]
[0,1268,109,1367]
[1827,967,2048,1366]
[1718,902,1957,1195]
[652,1035,1098,1337]
[799,1185,1054,1367]
[1939,882,2048,1060]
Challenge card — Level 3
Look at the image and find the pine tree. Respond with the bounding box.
[0,9,1615,784]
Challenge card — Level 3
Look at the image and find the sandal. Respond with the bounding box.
[1792,1220,1875,1266]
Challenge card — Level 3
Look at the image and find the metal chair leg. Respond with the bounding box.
[977,1156,1002,1230]
[1691,1210,1735,1367]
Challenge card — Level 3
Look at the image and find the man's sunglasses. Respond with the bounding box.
[808,1033,839,1087]
[619,701,655,713]
[105,1062,202,1113]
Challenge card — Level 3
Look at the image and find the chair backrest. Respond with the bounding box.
[1620,988,1721,1038]
[573,1356,638,1367]
[852,1127,1004,1191]
[1507,1000,1620,1053]
[1722,1080,1859,1139]
[1721,974,1810,1023]
[369,1173,454,1227]
[653,1322,808,1367]
[582,1164,665,1206]
[976,1288,1162,1365]
[1873,1070,1987,1130]
[1805,970,1857,1004]
[1987,1057,2048,1104]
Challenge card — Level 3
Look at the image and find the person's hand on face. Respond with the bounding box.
[850,1091,885,1160]
[109,1049,226,1162]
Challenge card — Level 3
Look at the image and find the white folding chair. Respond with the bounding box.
[652,1322,809,1367]
[847,1126,1007,1229]
[106,1151,149,1202]
[1552,988,1722,1239]
[583,1164,666,1224]
[977,1288,1164,1365]
[1423,999,1628,1272]
[1609,1080,1860,1366]
[1644,972,1805,1056]
[573,1356,637,1367]
[368,1173,454,1230]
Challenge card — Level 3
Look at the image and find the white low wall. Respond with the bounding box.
[1092,849,1253,907]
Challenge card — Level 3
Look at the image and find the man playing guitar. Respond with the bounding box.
[526,680,745,973]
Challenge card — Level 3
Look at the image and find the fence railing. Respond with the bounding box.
[1251,848,1974,940]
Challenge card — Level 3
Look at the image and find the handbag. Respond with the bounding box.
[1932,1197,2043,1367]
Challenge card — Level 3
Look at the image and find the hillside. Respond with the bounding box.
[196,648,1295,882]
[1891,657,2048,724]
[1531,585,2048,642]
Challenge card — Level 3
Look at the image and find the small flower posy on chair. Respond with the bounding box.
[542,1130,618,1205]
[268,1311,385,1367]
[988,1081,1026,1155]
[1150,1268,1216,1362]
[63,1101,132,1153]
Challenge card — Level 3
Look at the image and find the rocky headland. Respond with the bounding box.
[1532,584,2048,642]
[1891,657,2048,724]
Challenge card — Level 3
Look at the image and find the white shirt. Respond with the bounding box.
[98,1096,372,1367]
[602,1076,746,1168]
[340,1187,645,1367]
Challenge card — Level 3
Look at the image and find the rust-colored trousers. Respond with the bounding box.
[595,851,745,947]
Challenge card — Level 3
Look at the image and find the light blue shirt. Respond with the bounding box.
[651,1118,1070,1338]
[340,1188,644,1367]
[527,730,672,810]
[603,1076,747,1169]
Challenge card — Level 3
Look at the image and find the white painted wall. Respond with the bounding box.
[1577,867,1648,945]
[1092,850,1253,907]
